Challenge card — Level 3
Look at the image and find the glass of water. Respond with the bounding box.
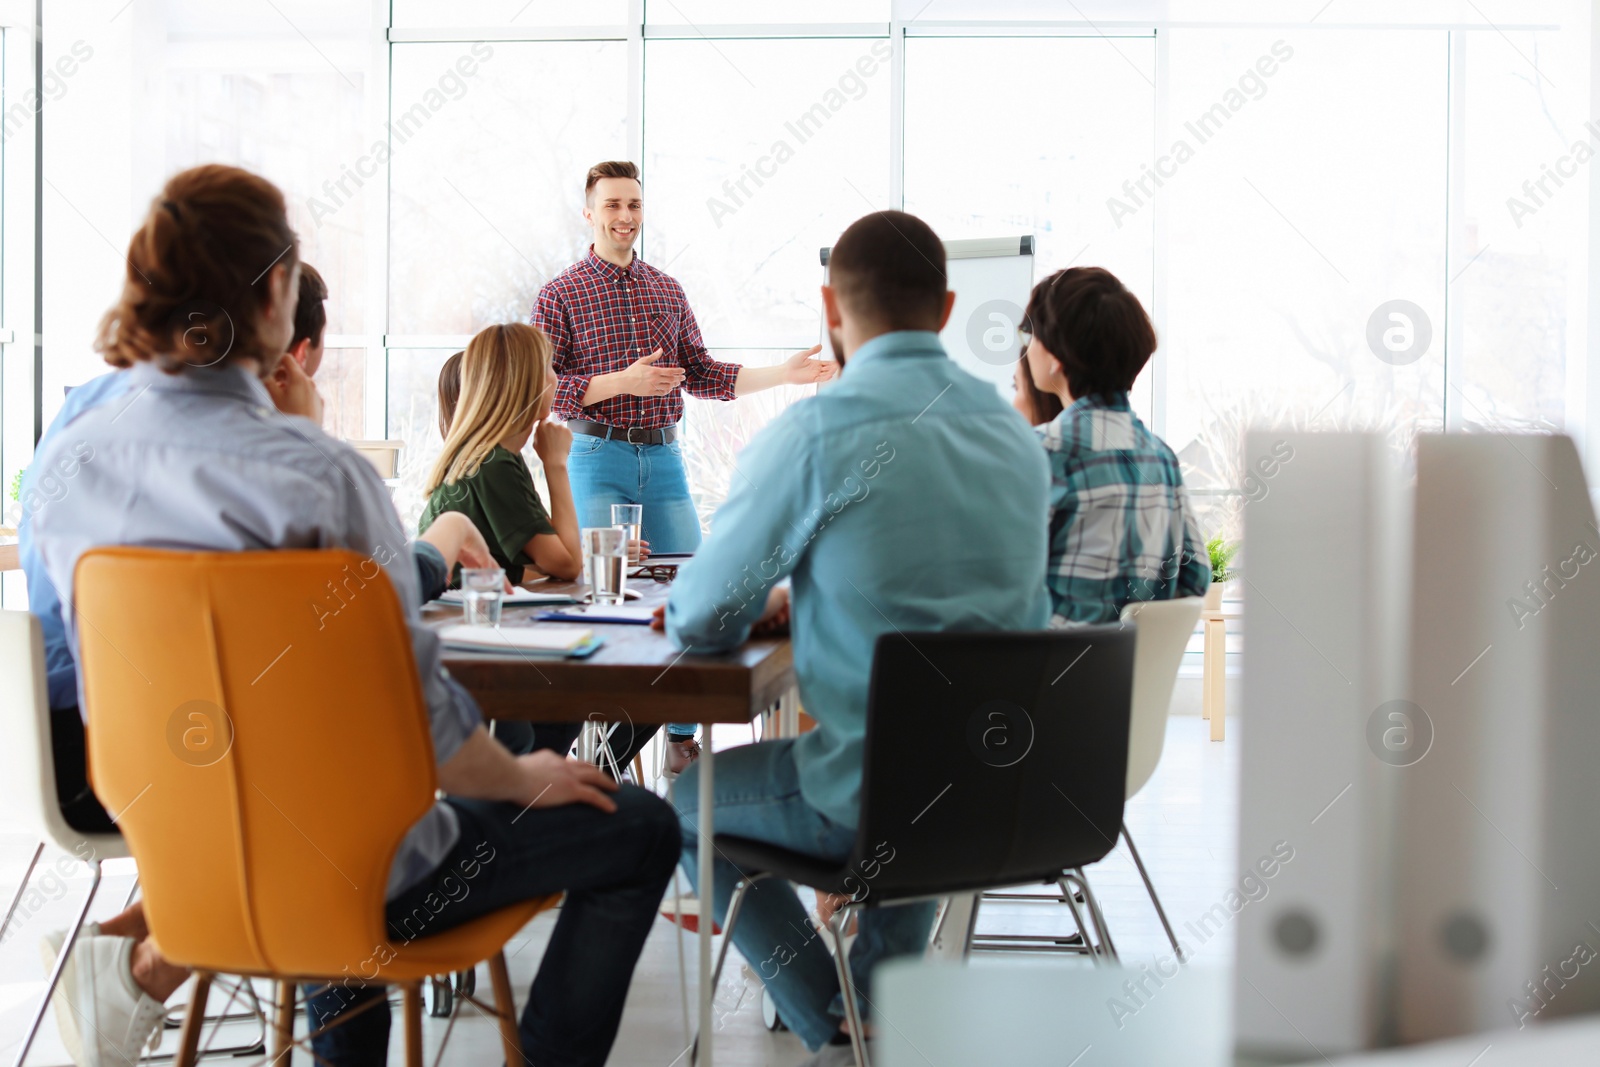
[583,526,628,605]
[460,566,505,627]
[611,504,643,562]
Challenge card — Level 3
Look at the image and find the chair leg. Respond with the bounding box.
[12,858,103,1067]
[271,980,295,1066]
[1122,823,1184,962]
[826,907,871,1067]
[486,952,524,1066]
[0,842,44,944]
[402,983,423,1067]
[173,972,213,1067]
[1073,868,1119,961]
[1057,876,1100,966]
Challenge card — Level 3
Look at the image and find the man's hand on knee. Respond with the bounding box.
[514,750,621,813]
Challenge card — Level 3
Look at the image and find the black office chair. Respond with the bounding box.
[704,627,1135,1067]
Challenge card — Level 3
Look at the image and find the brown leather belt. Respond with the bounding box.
[568,419,678,446]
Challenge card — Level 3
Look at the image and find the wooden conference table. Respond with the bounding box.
[422,576,795,1067]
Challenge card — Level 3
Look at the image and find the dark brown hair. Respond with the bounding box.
[828,210,946,331]
[585,160,640,204]
[96,164,299,372]
[291,263,328,351]
[1016,353,1063,425]
[1023,267,1155,401]
[437,350,464,440]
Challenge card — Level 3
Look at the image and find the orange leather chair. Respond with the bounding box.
[73,547,558,1067]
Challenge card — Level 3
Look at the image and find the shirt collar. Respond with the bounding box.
[845,330,946,370]
[1063,390,1133,417]
[583,244,642,282]
[128,360,275,408]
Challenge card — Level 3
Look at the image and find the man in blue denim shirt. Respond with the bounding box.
[665,211,1050,1064]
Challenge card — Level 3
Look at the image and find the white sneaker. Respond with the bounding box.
[40,931,166,1067]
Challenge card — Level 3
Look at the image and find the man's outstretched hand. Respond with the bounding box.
[783,344,838,386]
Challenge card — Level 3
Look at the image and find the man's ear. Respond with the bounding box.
[287,337,311,369]
[936,290,957,332]
[821,285,843,328]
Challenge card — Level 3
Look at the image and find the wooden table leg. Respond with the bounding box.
[696,721,715,1067]
[1205,617,1226,741]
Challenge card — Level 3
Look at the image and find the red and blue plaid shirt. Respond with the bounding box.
[531,247,739,429]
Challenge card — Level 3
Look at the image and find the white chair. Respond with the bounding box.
[0,610,133,1066]
[1106,596,1204,959]
[0,611,266,1066]
[965,597,1202,960]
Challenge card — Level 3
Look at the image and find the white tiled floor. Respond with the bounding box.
[0,691,1238,1067]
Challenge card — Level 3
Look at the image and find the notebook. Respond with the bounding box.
[541,604,658,626]
[437,624,599,656]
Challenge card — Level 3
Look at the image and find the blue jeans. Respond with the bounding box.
[567,432,703,553]
[676,740,937,1052]
[305,786,679,1067]
[569,431,700,737]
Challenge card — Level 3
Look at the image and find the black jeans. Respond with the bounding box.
[492,719,582,758]
[49,706,116,835]
[305,786,679,1067]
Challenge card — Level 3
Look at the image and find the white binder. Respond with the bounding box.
[1235,432,1409,1058]
[1398,434,1600,1039]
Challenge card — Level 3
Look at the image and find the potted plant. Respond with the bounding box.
[1205,535,1238,610]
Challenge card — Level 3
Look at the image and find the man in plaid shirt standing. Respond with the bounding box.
[532,160,836,555]
[532,161,835,772]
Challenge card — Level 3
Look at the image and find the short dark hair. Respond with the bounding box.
[828,211,946,331]
[291,263,328,351]
[585,161,640,204]
[437,350,463,440]
[1023,267,1154,401]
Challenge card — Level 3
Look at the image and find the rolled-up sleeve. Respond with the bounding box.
[533,285,592,419]
[675,295,739,401]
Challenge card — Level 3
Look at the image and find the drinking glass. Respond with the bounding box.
[611,504,643,562]
[583,526,628,605]
[460,566,505,626]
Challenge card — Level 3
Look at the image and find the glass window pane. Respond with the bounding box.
[393,1,629,29]
[1163,29,1448,539]
[681,351,828,525]
[164,60,368,334]
[387,347,459,529]
[904,35,1156,414]
[1457,27,1586,431]
[649,1,888,24]
[387,41,628,336]
[316,348,367,442]
[644,37,892,349]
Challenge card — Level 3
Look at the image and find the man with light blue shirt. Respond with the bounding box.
[666,211,1050,1065]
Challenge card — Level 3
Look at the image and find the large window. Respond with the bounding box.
[1163,29,1450,536]
[30,2,1595,545]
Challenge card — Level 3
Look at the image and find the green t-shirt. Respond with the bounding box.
[418,446,556,585]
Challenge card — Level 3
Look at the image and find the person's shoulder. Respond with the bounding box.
[540,259,590,296]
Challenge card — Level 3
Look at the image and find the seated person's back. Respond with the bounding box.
[664,210,1049,1060]
[1021,266,1210,626]
[668,216,1049,825]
